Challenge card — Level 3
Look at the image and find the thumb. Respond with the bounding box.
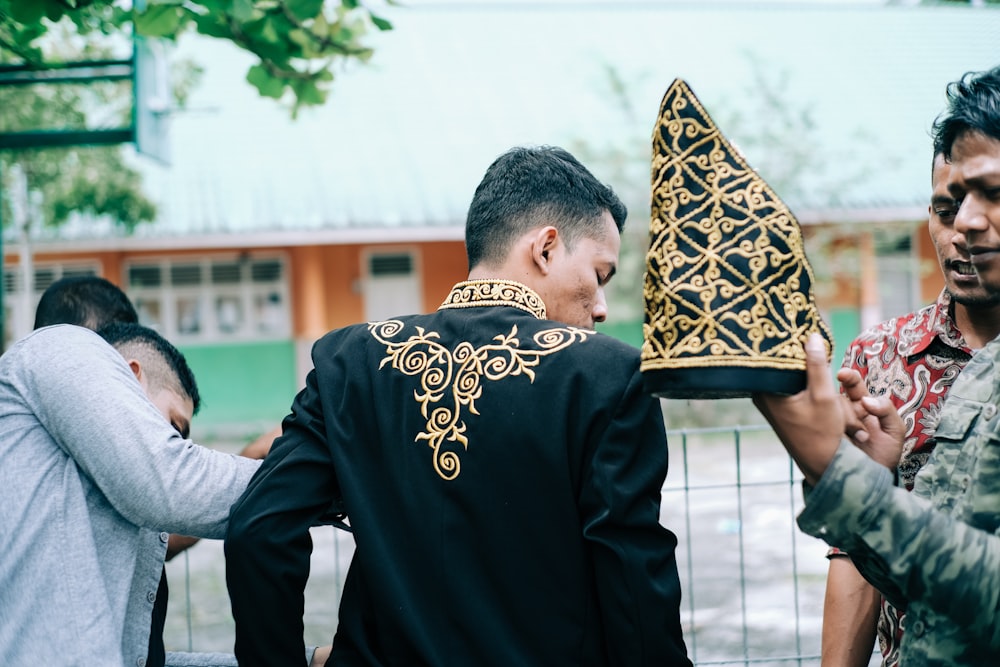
[804,332,834,400]
[861,395,904,435]
[861,395,894,418]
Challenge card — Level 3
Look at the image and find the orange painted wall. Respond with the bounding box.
[915,223,946,304]
[285,241,466,336]
[805,230,860,311]
[14,241,468,340]
[22,250,130,286]
[289,245,329,339]
[421,241,468,310]
[801,223,946,313]
[321,244,364,329]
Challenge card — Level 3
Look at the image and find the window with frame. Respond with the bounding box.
[125,255,291,341]
[363,249,421,321]
[875,229,919,321]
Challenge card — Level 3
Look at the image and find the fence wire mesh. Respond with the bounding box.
[165,423,880,666]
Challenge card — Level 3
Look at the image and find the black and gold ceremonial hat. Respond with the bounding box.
[641,78,833,399]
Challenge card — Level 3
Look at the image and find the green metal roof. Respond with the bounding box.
[34,2,1000,246]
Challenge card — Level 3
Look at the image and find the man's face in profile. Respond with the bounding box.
[132,364,194,438]
[949,131,1000,297]
[148,386,194,439]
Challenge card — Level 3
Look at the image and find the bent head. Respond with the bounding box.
[34,275,137,331]
[932,66,1000,295]
[464,145,626,329]
[98,323,200,438]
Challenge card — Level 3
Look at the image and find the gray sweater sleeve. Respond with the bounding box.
[14,325,260,538]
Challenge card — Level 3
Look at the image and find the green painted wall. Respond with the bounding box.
[597,319,643,348]
[828,308,862,369]
[178,340,298,431]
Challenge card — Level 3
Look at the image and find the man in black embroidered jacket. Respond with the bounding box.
[225,145,692,666]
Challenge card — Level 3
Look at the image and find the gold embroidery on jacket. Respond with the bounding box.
[369,320,587,480]
[440,280,547,320]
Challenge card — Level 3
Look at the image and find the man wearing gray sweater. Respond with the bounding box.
[0,323,259,666]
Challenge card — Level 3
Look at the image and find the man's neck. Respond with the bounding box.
[467,265,536,290]
[954,301,1000,350]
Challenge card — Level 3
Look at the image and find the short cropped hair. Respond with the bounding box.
[34,276,138,331]
[464,145,627,270]
[932,66,1000,159]
[98,322,201,415]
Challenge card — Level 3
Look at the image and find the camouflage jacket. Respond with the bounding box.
[798,340,1000,666]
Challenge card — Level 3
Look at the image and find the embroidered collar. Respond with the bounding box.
[900,289,971,357]
[439,280,547,319]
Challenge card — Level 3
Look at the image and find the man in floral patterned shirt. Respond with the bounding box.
[821,152,1000,666]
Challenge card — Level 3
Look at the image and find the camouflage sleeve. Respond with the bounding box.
[824,337,869,559]
[797,442,1000,644]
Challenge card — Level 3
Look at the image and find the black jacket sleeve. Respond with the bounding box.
[579,369,692,666]
[225,366,342,666]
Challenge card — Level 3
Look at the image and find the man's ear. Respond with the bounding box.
[127,359,143,383]
[529,226,560,276]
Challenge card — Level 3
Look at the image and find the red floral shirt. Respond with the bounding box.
[830,290,974,666]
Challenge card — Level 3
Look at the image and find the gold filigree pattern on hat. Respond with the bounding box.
[641,79,833,399]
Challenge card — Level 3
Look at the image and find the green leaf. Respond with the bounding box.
[287,28,310,48]
[230,0,255,23]
[6,0,49,23]
[135,5,184,37]
[192,12,234,39]
[41,0,68,22]
[194,0,233,13]
[242,15,282,47]
[355,47,373,63]
[311,11,330,39]
[285,0,324,22]
[370,13,393,31]
[246,63,286,99]
[291,78,327,106]
[342,0,359,8]
[12,21,46,45]
[144,0,186,9]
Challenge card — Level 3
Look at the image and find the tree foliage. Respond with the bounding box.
[0,0,394,114]
[0,1,392,235]
[0,23,163,234]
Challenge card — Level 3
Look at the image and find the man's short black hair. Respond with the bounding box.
[33,276,138,331]
[98,322,202,415]
[932,66,1000,159]
[464,145,627,270]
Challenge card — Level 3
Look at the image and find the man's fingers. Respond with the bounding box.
[860,395,894,416]
[804,332,834,400]
[843,395,870,444]
[836,367,867,402]
[861,396,904,434]
[857,395,906,469]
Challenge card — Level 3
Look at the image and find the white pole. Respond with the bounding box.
[8,164,33,342]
